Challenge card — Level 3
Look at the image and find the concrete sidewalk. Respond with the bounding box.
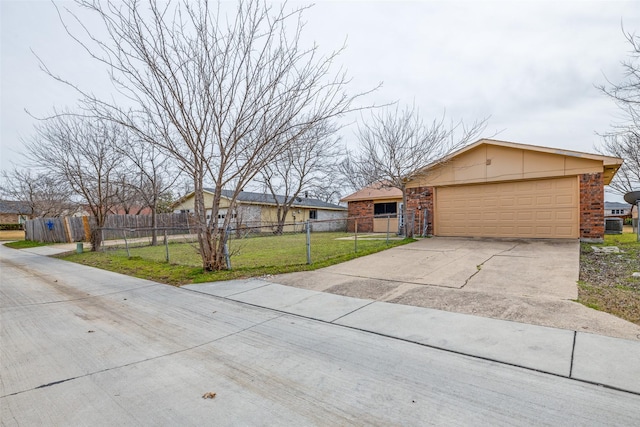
[183,279,640,395]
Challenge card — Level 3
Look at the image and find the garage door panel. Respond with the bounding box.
[435,177,579,239]
[536,211,552,221]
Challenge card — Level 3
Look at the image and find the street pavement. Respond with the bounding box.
[1,245,639,425]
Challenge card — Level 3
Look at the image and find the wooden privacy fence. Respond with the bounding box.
[25,213,191,243]
[24,217,92,243]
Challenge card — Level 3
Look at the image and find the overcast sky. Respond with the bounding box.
[1,0,638,201]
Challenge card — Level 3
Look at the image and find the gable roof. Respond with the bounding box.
[604,201,631,209]
[340,183,403,202]
[413,138,623,185]
[174,189,345,211]
[211,189,345,210]
[0,200,32,214]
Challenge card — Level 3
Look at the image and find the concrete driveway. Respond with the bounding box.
[272,237,640,340]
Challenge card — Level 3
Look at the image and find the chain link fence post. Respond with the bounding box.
[164,229,169,262]
[224,226,232,269]
[306,220,311,264]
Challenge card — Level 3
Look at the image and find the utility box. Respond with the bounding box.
[604,218,623,234]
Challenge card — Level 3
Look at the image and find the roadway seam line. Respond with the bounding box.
[0,314,284,399]
[328,301,376,323]
[569,330,577,378]
[0,283,161,309]
[178,287,640,397]
[326,322,640,397]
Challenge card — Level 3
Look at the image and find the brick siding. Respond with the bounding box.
[580,172,604,241]
[0,213,21,224]
[406,186,434,236]
[346,200,374,232]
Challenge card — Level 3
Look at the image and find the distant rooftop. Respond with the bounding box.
[0,200,32,214]
[604,201,632,209]
[202,189,345,210]
[340,183,402,202]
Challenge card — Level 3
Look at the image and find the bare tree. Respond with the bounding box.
[114,131,181,245]
[45,0,371,270]
[599,132,640,196]
[597,28,640,215]
[347,104,487,236]
[256,121,342,233]
[111,172,145,214]
[598,28,640,127]
[25,114,125,250]
[0,168,74,217]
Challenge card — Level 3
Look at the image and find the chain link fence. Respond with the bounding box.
[97,215,414,270]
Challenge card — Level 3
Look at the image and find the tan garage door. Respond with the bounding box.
[435,177,579,239]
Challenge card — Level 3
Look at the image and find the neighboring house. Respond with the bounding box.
[375,138,621,242]
[108,206,153,215]
[341,184,403,233]
[0,200,33,224]
[604,202,632,219]
[172,189,347,232]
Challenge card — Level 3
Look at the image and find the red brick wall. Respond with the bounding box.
[406,186,434,236]
[580,173,604,241]
[0,213,21,224]
[346,200,374,232]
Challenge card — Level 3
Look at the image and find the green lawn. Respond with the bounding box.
[3,240,50,249]
[62,232,415,286]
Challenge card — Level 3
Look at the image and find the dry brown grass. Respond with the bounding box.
[579,232,640,325]
[0,230,25,241]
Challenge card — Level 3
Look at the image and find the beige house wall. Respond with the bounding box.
[174,192,345,233]
[370,198,402,233]
[173,193,231,211]
[408,145,603,188]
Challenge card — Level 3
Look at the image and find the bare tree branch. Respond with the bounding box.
[43,0,374,270]
[255,120,342,233]
[24,113,126,250]
[347,104,488,236]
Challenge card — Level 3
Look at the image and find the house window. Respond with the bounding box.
[374,202,397,217]
[309,210,317,220]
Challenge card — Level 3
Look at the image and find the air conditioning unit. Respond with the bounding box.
[604,218,623,234]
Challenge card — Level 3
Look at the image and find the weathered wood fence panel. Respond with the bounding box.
[25,213,190,243]
[101,213,191,240]
[24,218,68,243]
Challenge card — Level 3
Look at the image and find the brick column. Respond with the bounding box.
[580,173,604,242]
[406,186,435,236]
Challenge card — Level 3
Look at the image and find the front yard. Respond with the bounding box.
[579,231,640,325]
[60,232,414,286]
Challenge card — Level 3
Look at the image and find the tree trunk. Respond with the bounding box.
[401,186,409,238]
[150,199,158,246]
[275,206,288,235]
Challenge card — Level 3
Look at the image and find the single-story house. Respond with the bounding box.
[402,139,622,241]
[172,189,347,232]
[340,184,403,233]
[0,200,32,224]
[604,201,632,219]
